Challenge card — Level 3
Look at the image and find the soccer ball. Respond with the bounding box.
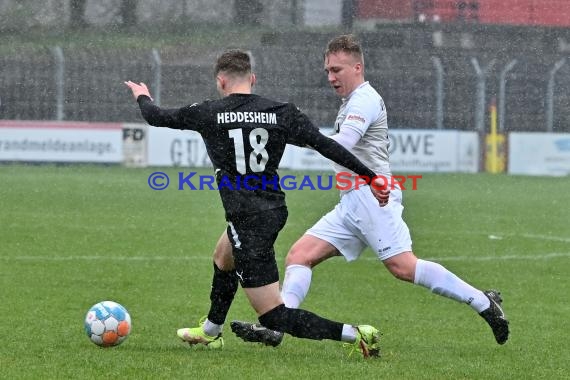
[84,301,131,347]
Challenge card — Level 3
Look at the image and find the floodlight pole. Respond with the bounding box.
[52,46,65,121]
[498,59,517,133]
[546,58,566,132]
[470,57,495,133]
[151,48,162,106]
[431,56,444,129]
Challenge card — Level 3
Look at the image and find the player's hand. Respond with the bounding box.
[124,81,153,101]
[370,177,390,207]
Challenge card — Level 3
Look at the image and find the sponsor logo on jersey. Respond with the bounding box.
[346,114,365,124]
[217,111,277,124]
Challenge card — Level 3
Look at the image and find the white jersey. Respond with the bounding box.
[331,81,391,187]
[308,83,412,261]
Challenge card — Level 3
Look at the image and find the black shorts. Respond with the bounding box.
[226,207,288,288]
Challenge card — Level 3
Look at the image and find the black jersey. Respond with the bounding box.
[137,94,376,219]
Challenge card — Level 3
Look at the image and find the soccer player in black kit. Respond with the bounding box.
[125,49,388,358]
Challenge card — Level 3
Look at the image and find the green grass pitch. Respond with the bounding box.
[1,164,568,379]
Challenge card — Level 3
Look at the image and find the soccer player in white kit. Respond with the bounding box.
[231,34,509,348]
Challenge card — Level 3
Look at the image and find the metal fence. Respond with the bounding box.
[1,45,569,132]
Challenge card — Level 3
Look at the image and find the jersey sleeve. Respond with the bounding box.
[329,126,362,150]
[285,104,320,147]
[288,105,377,181]
[137,95,202,131]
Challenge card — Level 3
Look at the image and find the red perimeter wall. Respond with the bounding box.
[356,0,570,27]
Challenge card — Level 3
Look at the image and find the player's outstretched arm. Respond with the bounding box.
[307,131,389,206]
[124,80,188,130]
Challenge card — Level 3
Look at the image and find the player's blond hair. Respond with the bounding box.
[325,34,364,65]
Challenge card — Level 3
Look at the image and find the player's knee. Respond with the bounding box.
[286,237,337,267]
[389,267,413,282]
[384,252,416,282]
[213,237,234,270]
[285,245,310,266]
[213,253,234,271]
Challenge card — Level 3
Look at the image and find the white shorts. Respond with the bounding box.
[306,186,412,261]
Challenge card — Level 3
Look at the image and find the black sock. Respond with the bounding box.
[206,262,238,325]
[258,304,343,341]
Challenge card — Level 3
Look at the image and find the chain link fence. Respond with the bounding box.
[1,41,569,132]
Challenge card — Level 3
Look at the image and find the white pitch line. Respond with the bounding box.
[423,252,570,262]
[414,230,570,243]
[2,233,569,263]
[519,233,570,243]
[2,252,569,262]
[0,255,210,261]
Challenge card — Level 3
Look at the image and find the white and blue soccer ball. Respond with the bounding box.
[84,301,131,347]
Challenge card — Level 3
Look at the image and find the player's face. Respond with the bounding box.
[324,52,363,98]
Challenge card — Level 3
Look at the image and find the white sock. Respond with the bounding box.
[341,324,357,343]
[203,319,223,337]
[414,259,490,312]
[281,264,312,308]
